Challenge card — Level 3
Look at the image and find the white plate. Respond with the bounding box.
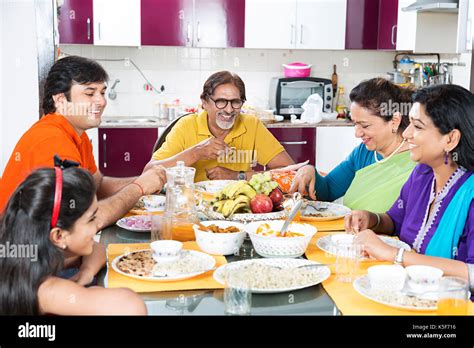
[317,234,411,260]
[195,180,236,195]
[300,201,351,221]
[116,215,152,232]
[213,258,330,293]
[353,275,437,311]
[112,249,216,282]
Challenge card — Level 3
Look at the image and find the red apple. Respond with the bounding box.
[250,194,273,214]
[269,188,283,207]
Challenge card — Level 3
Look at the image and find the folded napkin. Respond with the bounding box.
[306,232,474,315]
[107,242,226,293]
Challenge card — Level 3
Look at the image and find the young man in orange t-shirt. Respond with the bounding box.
[0,56,166,229]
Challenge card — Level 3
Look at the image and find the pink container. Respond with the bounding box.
[282,62,312,78]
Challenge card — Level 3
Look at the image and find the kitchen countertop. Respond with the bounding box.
[100,116,353,129]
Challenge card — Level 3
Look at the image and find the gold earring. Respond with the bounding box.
[392,128,397,134]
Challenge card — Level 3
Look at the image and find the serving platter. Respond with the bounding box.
[213,258,330,293]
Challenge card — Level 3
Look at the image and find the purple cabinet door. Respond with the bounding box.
[377,0,399,50]
[345,0,379,49]
[253,128,316,171]
[99,128,158,177]
[58,0,93,44]
[193,0,245,47]
[141,0,193,46]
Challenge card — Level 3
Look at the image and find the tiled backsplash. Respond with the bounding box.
[59,45,464,117]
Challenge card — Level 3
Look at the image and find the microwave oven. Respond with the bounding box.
[269,77,333,118]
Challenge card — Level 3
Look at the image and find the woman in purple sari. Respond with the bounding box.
[345,84,474,290]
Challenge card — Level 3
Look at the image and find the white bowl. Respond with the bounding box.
[368,265,407,292]
[245,220,317,258]
[406,265,443,293]
[150,240,183,263]
[143,195,166,211]
[193,221,246,256]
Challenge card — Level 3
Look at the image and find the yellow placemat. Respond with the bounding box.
[301,218,345,232]
[107,242,226,293]
[306,232,474,315]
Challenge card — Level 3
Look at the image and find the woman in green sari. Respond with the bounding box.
[274,78,416,212]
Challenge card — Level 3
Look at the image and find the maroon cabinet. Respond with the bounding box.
[377,0,399,49]
[345,0,399,50]
[58,0,93,44]
[98,128,158,177]
[141,0,245,47]
[258,128,316,171]
[345,0,379,49]
[141,0,192,46]
[193,0,245,47]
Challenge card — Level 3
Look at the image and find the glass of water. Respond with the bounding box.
[224,267,252,315]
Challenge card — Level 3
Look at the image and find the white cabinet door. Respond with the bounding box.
[316,126,359,174]
[245,0,296,49]
[457,0,473,53]
[296,0,346,50]
[396,0,417,51]
[93,0,141,46]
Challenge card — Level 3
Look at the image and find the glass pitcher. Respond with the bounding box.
[161,161,200,242]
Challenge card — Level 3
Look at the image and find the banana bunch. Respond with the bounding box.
[212,181,256,218]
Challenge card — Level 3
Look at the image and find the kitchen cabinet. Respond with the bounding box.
[316,126,358,174]
[457,0,473,53]
[345,0,379,49]
[245,0,346,50]
[377,0,399,49]
[93,0,141,46]
[269,127,316,166]
[58,0,93,44]
[346,0,399,50]
[98,128,158,177]
[395,0,417,50]
[141,0,245,48]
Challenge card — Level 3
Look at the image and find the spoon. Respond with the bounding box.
[280,192,303,237]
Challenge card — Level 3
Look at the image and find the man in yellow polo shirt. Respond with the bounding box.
[148,71,294,181]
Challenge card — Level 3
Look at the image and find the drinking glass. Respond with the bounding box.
[335,241,363,283]
[224,268,252,315]
[437,276,470,315]
[151,215,172,241]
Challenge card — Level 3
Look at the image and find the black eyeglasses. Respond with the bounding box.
[208,96,244,109]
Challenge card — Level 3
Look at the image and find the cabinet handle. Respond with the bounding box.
[300,24,303,44]
[187,22,192,43]
[197,22,201,42]
[98,22,101,41]
[102,132,107,169]
[391,24,397,46]
[290,24,294,45]
[87,18,91,40]
[281,141,307,145]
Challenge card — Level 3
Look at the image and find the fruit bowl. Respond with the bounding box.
[245,220,317,258]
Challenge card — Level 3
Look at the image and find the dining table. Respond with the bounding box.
[97,218,474,316]
[97,223,342,316]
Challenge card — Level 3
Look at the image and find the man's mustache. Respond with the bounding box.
[216,111,238,118]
